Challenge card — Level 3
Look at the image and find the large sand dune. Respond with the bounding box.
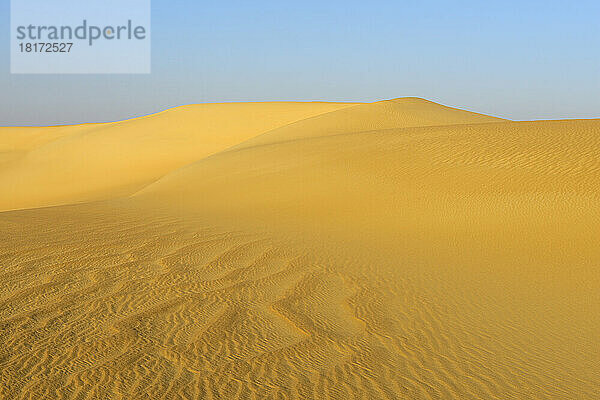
[0,102,354,211]
[1,99,599,399]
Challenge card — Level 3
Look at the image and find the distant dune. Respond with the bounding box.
[1,99,599,399]
[0,102,354,211]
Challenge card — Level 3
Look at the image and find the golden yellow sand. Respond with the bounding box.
[1,99,599,399]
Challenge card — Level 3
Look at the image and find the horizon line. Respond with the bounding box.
[2,97,598,129]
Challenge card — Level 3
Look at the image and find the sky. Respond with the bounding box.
[1,0,599,126]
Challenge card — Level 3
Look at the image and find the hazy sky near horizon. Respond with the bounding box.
[1,0,599,125]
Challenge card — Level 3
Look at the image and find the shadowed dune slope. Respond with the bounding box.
[1,99,600,399]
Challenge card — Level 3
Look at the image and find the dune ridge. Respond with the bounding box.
[0,98,506,213]
[0,101,357,211]
[1,98,599,399]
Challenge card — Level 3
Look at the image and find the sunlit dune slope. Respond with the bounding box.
[136,117,600,314]
[138,118,600,218]
[1,99,600,399]
[0,125,95,168]
[0,102,355,211]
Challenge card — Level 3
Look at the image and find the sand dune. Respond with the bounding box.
[1,99,599,399]
[0,102,354,211]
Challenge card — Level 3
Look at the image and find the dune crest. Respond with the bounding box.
[228,97,505,151]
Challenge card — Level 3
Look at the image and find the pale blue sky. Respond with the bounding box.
[1,0,599,125]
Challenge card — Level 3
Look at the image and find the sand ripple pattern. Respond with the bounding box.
[1,205,598,399]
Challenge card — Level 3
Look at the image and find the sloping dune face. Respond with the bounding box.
[1,99,600,399]
[231,97,504,150]
[0,102,355,211]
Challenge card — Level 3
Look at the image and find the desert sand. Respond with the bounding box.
[0,98,599,399]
